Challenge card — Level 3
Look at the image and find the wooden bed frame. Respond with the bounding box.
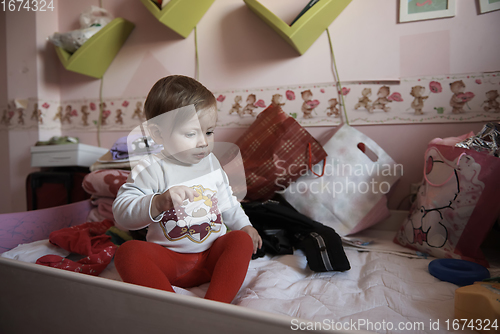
[0,200,369,334]
[0,256,336,334]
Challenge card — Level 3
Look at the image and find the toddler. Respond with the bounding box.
[112,75,262,303]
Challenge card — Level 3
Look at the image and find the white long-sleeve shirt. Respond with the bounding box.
[112,152,251,253]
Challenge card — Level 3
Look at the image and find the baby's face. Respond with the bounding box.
[163,106,217,165]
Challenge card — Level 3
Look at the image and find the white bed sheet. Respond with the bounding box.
[4,231,497,334]
[236,249,459,333]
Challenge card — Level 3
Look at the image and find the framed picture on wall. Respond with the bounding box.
[479,0,500,13]
[399,0,456,22]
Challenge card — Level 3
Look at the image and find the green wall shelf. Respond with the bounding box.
[54,18,135,79]
[243,0,352,55]
[140,0,216,38]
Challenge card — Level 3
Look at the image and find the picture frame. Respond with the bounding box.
[479,0,500,13]
[399,0,456,22]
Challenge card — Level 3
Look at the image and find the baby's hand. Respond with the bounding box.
[167,186,199,207]
[240,225,263,254]
[152,186,199,218]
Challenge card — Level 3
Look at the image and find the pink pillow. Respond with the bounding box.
[83,169,130,198]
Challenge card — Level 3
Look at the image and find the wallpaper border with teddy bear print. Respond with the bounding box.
[343,71,500,125]
[1,71,499,132]
[214,71,500,127]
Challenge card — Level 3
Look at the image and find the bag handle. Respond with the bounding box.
[423,147,466,187]
[308,143,326,177]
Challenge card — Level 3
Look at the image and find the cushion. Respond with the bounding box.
[82,169,130,198]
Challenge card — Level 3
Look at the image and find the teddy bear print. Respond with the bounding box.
[228,95,242,115]
[97,102,112,126]
[483,90,500,113]
[240,94,258,117]
[61,105,73,124]
[368,86,392,113]
[354,88,372,111]
[101,110,111,126]
[37,109,44,125]
[326,98,339,117]
[270,94,285,108]
[53,106,63,122]
[17,109,25,126]
[81,105,90,126]
[31,103,39,121]
[410,85,429,115]
[301,90,316,119]
[30,103,43,125]
[132,101,145,120]
[449,80,467,114]
[0,110,13,126]
[115,109,124,125]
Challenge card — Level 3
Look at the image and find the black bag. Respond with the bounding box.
[242,199,350,272]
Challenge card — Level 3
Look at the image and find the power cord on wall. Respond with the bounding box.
[97,76,104,147]
[96,0,104,147]
[194,26,199,81]
[326,28,348,126]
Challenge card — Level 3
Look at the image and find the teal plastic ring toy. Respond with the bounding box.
[428,258,490,286]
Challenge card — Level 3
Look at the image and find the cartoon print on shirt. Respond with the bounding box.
[160,185,222,243]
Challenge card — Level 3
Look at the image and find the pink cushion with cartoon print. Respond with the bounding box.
[82,169,130,198]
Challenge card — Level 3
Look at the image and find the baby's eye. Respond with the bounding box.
[185,133,196,138]
[206,131,214,136]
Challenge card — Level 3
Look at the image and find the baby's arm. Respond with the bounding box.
[216,168,262,253]
[222,205,262,254]
[241,225,263,254]
[112,181,158,230]
[210,155,262,253]
[113,160,171,230]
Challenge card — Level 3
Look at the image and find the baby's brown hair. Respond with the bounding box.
[144,75,216,121]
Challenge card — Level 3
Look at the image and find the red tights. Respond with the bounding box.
[114,230,253,303]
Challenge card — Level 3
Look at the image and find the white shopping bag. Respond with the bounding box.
[282,124,402,236]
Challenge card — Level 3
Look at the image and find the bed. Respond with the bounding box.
[2,199,497,334]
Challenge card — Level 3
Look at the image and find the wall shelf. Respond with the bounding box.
[140,0,215,38]
[243,0,351,55]
[54,18,135,79]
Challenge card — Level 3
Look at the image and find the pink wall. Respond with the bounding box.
[0,0,499,213]
[52,0,500,99]
[1,10,40,213]
[1,7,60,213]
